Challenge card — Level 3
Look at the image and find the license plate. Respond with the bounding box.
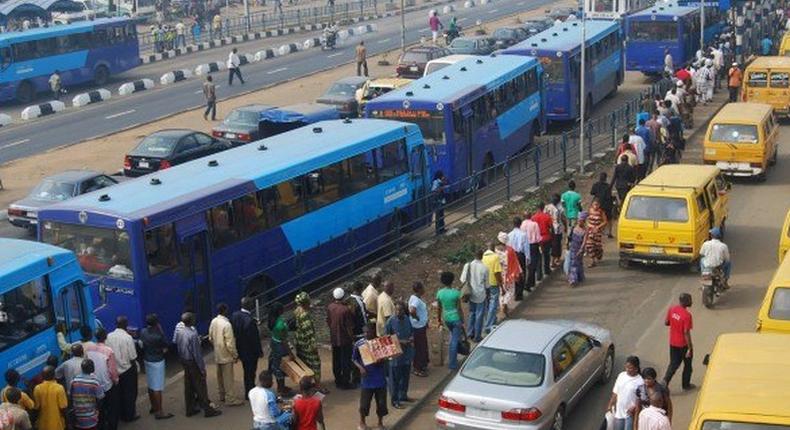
[649,246,664,254]
[466,407,500,421]
[29,219,38,225]
[138,161,149,168]
[410,66,418,72]
[225,133,236,139]
[27,212,37,218]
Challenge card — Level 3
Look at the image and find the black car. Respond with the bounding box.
[396,46,452,79]
[211,104,274,145]
[315,76,368,118]
[491,26,530,49]
[447,36,496,56]
[123,129,232,177]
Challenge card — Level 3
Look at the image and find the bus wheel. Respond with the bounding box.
[244,274,276,305]
[93,66,110,86]
[16,81,34,104]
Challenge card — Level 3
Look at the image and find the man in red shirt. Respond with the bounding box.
[662,293,694,390]
[531,202,554,279]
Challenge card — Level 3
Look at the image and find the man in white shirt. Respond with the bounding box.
[376,281,396,336]
[175,21,186,48]
[507,217,529,300]
[637,391,671,430]
[459,249,488,342]
[663,49,673,76]
[106,316,139,422]
[227,47,245,86]
[628,131,646,180]
[208,303,243,406]
[700,227,731,285]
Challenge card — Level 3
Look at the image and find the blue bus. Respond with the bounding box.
[500,20,624,123]
[0,17,139,103]
[625,3,725,74]
[0,239,94,383]
[37,119,430,335]
[365,55,545,187]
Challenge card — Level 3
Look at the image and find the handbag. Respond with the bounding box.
[459,262,472,303]
[457,335,471,356]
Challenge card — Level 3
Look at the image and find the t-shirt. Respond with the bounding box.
[271,316,288,343]
[460,259,488,304]
[0,387,33,411]
[481,250,502,287]
[561,190,582,220]
[532,211,554,243]
[33,380,67,430]
[665,305,692,347]
[352,338,386,389]
[249,386,279,424]
[436,288,461,323]
[612,372,644,419]
[408,295,428,329]
[292,395,322,430]
[69,375,103,430]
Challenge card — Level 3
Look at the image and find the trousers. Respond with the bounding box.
[663,345,693,388]
[331,344,353,387]
[216,362,241,404]
[181,360,212,413]
[118,366,138,421]
[241,358,258,399]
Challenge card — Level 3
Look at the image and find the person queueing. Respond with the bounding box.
[566,213,588,288]
[327,287,356,389]
[69,359,104,430]
[584,198,608,268]
[208,303,243,407]
[294,292,328,395]
[139,313,174,420]
[0,387,32,430]
[106,316,140,423]
[172,312,222,418]
[436,271,464,370]
[33,366,67,430]
[232,297,264,400]
[268,302,295,397]
[384,302,413,410]
[408,282,430,377]
[353,323,389,430]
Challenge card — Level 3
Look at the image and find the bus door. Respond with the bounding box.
[410,144,429,220]
[462,105,474,190]
[175,214,213,326]
[55,281,90,343]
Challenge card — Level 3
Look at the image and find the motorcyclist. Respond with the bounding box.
[446,16,459,43]
[699,227,731,289]
[323,22,338,49]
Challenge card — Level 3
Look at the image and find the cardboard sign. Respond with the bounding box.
[358,335,403,365]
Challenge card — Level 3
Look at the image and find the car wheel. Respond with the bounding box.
[552,407,565,430]
[599,347,614,384]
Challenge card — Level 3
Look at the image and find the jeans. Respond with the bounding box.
[663,345,693,388]
[389,364,410,403]
[728,86,739,102]
[228,67,244,85]
[466,301,484,341]
[527,243,540,287]
[253,411,293,429]
[446,320,462,370]
[613,416,633,430]
[700,260,731,280]
[540,242,552,275]
[268,339,286,380]
[484,286,499,333]
[204,100,216,120]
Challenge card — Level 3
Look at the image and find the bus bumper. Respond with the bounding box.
[714,161,763,177]
[619,251,694,265]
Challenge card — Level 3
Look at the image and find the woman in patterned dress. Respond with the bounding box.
[293,292,329,394]
[567,213,588,288]
[585,198,608,268]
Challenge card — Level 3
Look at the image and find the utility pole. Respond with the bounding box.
[244,0,250,31]
[700,0,705,54]
[579,9,587,173]
[400,0,406,52]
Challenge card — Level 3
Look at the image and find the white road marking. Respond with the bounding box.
[267,67,288,74]
[488,8,499,13]
[418,28,430,33]
[457,17,468,22]
[327,52,344,58]
[377,38,391,43]
[517,1,525,4]
[105,109,136,119]
[0,139,29,149]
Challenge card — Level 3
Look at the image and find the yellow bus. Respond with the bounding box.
[780,210,790,263]
[756,252,790,334]
[742,56,790,114]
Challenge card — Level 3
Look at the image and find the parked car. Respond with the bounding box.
[211,104,274,145]
[423,54,474,76]
[492,26,530,49]
[546,6,580,21]
[447,36,496,55]
[123,129,232,177]
[7,170,120,232]
[315,76,368,118]
[435,319,614,430]
[355,77,413,116]
[396,46,452,78]
[521,18,553,35]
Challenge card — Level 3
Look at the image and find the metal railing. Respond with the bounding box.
[248,78,673,320]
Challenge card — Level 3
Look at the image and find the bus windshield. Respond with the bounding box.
[540,57,565,83]
[370,110,445,144]
[702,422,790,430]
[625,196,689,222]
[709,124,758,143]
[41,221,134,280]
[769,287,790,320]
[629,21,678,41]
[0,278,54,351]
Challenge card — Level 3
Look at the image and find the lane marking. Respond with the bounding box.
[377,38,391,43]
[457,17,468,22]
[105,109,136,119]
[418,28,430,33]
[517,1,525,4]
[488,8,499,13]
[267,67,288,74]
[326,52,344,58]
[0,139,29,149]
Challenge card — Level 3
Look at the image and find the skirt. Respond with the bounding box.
[145,360,165,391]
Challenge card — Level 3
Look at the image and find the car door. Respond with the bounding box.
[172,134,200,164]
[550,338,577,404]
[194,132,222,156]
[562,331,598,401]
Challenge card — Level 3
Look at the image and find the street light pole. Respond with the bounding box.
[579,9,587,173]
[400,0,406,52]
[700,1,705,54]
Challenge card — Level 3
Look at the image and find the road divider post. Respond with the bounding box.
[118,79,155,96]
[21,101,66,121]
[160,69,192,85]
[72,89,112,107]
[0,113,11,127]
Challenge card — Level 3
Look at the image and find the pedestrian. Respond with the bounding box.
[481,242,502,334]
[431,171,448,235]
[384,302,413,409]
[192,20,202,43]
[429,10,443,44]
[0,387,31,430]
[561,180,582,233]
[662,293,694,391]
[139,313,174,420]
[634,119,651,178]
[89,328,120,430]
[208,303,243,406]
[635,367,673,427]
[584,198,608,268]
[362,273,382,322]
[355,41,368,77]
[645,113,662,172]
[636,391,671,430]
[616,134,636,167]
[33,366,67,430]
[520,211,542,289]
[273,0,283,14]
[376,281,395,337]
[408,282,430,377]
[69,359,104,430]
[507,216,529,300]
[327,287,355,389]
[2,370,34,412]
[495,232,521,318]
[762,35,773,55]
[663,49,673,76]
[172,312,222,417]
[436,271,464,370]
[607,356,644,430]
[228,47,244,86]
[728,62,742,102]
[459,248,487,342]
[267,302,295,396]
[566,213,587,288]
[532,202,554,274]
[545,194,566,270]
[249,371,293,430]
[353,324,389,430]
[700,60,715,104]
[349,281,369,340]
[590,173,614,238]
[49,70,62,100]
[106,316,139,422]
[55,343,85,390]
[175,20,186,48]
[203,75,217,120]
[231,297,264,399]
[294,292,327,394]
[613,155,636,203]
[212,13,222,38]
[291,377,326,430]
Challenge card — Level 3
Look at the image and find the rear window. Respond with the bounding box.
[401,51,428,63]
[223,110,259,126]
[625,195,689,222]
[133,134,179,156]
[702,422,790,430]
[709,124,759,143]
[748,71,768,88]
[325,83,358,97]
[771,72,790,88]
[450,39,475,50]
[30,180,76,201]
[461,346,545,387]
[769,287,790,320]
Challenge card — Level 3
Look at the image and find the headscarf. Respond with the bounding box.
[295,291,310,305]
[497,231,509,245]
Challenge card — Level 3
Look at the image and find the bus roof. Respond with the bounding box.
[629,2,698,18]
[637,165,719,191]
[501,20,619,55]
[0,17,131,44]
[0,239,73,283]
[261,103,340,123]
[712,102,773,123]
[746,55,790,69]
[367,54,538,107]
[692,333,790,421]
[43,119,420,221]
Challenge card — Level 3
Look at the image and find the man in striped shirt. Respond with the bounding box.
[70,360,104,430]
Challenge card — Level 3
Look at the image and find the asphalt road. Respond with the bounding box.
[0,0,554,164]
[400,115,790,430]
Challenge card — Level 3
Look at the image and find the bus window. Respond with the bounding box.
[343,152,377,196]
[274,177,307,222]
[144,223,178,276]
[0,278,54,351]
[208,202,241,248]
[770,72,789,88]
[41,222,134,279]
[377,139,409,181]
[542,58,565,83]
[236,193,267,235]
[306,162,343,210]
[748,72,768,88]
[0,47,11,68]
[12,41,37,61]
[629,21,678,41]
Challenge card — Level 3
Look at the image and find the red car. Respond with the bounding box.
[396,46,452,79]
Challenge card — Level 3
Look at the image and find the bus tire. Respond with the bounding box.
[245,274,276,304]
[16,81,34,104]
[93,65,110,86]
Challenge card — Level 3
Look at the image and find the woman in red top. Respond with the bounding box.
[292,377,326,430]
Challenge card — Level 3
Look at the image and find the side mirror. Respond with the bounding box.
[702,354,710,366]
[591,338,602,348]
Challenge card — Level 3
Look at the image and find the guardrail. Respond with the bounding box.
[247,78,673,321]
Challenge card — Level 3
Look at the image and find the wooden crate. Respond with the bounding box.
[358,334,403,365]
[282,356,315,385]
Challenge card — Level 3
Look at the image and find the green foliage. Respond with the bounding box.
[445,242,478,265]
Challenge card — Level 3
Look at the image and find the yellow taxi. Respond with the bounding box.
[756,252,790,334]
[780,210,790,263]
[742,56,790,114]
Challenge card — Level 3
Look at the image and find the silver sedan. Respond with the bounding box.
[435,319,615,430]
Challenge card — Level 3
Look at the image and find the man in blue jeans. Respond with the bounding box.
[436,271,464,370]
[460,249,488,342]
[482,243,503,335]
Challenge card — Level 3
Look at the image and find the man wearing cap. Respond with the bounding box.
[326,288,356,389]
[728,62,742,102]
[699,227,731,288]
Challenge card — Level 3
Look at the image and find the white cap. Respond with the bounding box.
[333,288,345,300]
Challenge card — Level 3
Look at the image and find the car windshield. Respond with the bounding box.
[461,346,545,387]
[41,221,134,280]
[133,134,179,156]
[709,124,759,144]
[401,51,429,63]
[29,180,76,201]
[769,287,790,321]
[450,39,475,49]
[629,21,678,41]
[625,195,689,223]
[702,422,790,430]
[223,109,259,126]
[325,83,358,97]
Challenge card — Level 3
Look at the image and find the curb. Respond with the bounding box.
[0,210,6,221]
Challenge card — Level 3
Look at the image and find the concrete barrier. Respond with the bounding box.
[194,61,226,76]
[160,69,192,85]
[72,88,112,107]
[238,53,256,65]
[277,43,299,56]
[118,79,155,96]
[365,24,378,32]
[443,4,455,13]
[304,37,321,49]
[0,114,11,127]
[480,0,490,4]
[464,0,474,7]
[356,25,368,34]
[255,48,277,61]
[21,101,66,121]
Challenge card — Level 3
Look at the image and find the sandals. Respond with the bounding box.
[155,413,174,420]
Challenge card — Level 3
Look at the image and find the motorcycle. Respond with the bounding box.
[700,266,725,308]
[444,26,461,45]
[322,26,337,50]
